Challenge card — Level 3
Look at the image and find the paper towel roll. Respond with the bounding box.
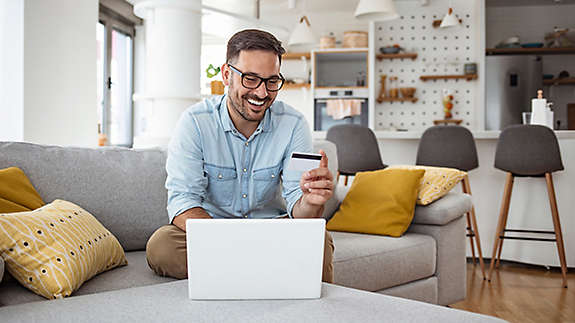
[531,98,548,126]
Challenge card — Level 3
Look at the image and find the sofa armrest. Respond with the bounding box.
[408,216,467,305]
[412,192,472,226]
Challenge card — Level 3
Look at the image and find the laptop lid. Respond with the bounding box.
[186,218,325,300]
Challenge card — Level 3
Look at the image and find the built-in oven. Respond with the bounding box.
[313,88,369,131]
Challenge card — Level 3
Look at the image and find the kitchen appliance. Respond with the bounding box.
[485,55,543,130]
[314,88,368,131]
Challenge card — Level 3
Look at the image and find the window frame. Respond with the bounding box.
[98,6,136,147]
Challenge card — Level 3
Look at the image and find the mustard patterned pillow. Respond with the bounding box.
[0,200,127,299]
[387,165,467,205]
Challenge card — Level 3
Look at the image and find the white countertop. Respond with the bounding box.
[313,130,575,140]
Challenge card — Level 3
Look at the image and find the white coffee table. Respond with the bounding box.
[0,280,505,323]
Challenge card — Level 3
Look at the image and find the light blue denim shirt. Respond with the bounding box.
[165,94,312,222]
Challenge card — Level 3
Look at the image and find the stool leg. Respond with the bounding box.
[545,173,568,288]
[344,175,349,186]
[462,176,486,280]
[462,181,477,264]
[466,213,477,264]
[489,173,514,282]
[496,177,513,269]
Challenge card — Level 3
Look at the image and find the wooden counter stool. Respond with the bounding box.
[326,125,386,186]
[416,125,486,279]
[489,125,568,287]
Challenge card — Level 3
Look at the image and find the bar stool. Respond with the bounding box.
[489,125,568,287]
[416,125,486,279]
[326,125,386,186]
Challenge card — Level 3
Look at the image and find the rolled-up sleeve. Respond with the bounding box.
[165,110,207,223]
[281,116,313,218]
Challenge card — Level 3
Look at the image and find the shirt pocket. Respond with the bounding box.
[253,163,282,206]
[204,164,237,207]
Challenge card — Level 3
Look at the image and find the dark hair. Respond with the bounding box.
[226,29,286,65]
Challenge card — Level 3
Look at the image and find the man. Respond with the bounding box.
[146,29,335,283]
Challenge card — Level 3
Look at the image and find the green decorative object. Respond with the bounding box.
[206,64,221,78]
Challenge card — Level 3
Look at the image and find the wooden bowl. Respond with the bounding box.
[400,87,416,98]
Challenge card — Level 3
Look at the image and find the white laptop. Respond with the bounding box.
[186,218,325,300]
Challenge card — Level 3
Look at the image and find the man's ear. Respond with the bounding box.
[221,63,230,86]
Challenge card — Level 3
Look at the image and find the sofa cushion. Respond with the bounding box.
[0,251,175,306]
[386,165,467,205]
[327,169,424,237]
[0,200,128,299]
[412,192,472,226]
[332,231,436,292]
[0,142,169,251]
[0,167,45,213]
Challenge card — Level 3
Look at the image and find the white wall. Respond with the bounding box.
[22,0,98,146]
[0,0,24,141]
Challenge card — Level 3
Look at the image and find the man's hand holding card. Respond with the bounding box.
[288,150,334,212]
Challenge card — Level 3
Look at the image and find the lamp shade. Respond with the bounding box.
[354,0,399,21]
[440,8,460,28]
[288,16,316,46]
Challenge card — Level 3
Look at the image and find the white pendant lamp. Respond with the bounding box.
[354,0,399,21]
[440,7,460,28]
[288,16,316,46]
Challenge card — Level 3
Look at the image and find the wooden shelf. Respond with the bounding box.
[376,53,418,60]
[420,74,478,81]
[434,119,463,125]
[283,83,310,89]
[377,97,418,103]
[486,47,575,55]
[543,78,575,86]
[283,52,311,60]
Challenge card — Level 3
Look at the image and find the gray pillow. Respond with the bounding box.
[0,257,4,283]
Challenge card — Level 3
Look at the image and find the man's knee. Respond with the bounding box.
[146,225,187,279]
[323,230,335,283]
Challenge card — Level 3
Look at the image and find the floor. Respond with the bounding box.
[451,261,575,323]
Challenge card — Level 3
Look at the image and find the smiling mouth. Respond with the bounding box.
[244,96,268,111]
[247,98,265,107]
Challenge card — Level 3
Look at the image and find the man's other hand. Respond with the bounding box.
[172,207,212,231]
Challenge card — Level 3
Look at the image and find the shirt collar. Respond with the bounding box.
[219,94,273,134]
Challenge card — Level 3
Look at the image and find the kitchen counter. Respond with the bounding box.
[313,130,575,140]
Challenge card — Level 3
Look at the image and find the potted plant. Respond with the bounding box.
[206,64,224,95]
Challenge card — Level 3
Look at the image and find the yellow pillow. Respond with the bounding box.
[327,168,424,237]
[0,167,45,213]
[387,165,467,205]
[0,200,127,299]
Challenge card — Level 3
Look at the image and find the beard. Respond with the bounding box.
[228,80,274,122]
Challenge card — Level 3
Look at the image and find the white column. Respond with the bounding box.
[133,0,202,148]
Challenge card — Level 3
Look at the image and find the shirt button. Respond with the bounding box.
[243,168,247,172]
[218,174,223,179]
[271,174,275,178]
[242,194,247,198]
[245,142,249,147]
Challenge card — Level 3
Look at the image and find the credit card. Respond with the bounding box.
[287,152,322,172]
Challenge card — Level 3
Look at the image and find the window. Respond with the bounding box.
[98,4,136,147]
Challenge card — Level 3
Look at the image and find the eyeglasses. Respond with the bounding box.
[228,64,285,92]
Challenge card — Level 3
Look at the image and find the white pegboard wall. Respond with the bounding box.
[373,0,480,131]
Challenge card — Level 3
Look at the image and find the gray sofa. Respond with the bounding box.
[0,140,470,308]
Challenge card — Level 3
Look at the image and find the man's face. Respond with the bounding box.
[222,50,281,122]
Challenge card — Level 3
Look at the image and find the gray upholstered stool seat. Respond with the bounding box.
[416,125,485,278]
[489,125,568,287]
[326,125,386,185]
[416,125,478,172]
